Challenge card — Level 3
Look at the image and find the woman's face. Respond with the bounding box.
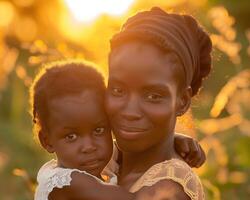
[106,42,184,153]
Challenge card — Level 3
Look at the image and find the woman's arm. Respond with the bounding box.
[115,135,206,169]
[48,171,137,200]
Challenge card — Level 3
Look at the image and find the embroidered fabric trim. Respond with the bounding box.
[34,160,104,200]
[129,159,204,200]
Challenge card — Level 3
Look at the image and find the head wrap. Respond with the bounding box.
[110,7,209,91]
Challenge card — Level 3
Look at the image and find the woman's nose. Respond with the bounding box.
[80,136,97,154]
[121,94,142,121]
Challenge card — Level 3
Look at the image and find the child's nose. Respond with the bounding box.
[80,136,97,153]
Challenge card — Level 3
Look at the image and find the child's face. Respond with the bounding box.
[42,90,113,178]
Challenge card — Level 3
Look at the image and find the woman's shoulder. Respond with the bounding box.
[130,159,204,200]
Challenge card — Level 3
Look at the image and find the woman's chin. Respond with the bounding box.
[115,138,149,153]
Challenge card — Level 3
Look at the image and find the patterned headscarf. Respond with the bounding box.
[110,7,212,96]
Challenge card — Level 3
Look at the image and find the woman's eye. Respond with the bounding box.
[65,133,77,141]
[146,93,163,102]
[93,127,105,136]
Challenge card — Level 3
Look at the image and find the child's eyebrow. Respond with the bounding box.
[95,119,109,125]
[62,120,108,129]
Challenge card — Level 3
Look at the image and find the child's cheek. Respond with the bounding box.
[102,134,114,164]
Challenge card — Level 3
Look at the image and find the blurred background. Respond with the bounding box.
[0,0,249,199]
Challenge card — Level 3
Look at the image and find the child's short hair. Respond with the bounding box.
[29,60,106,135]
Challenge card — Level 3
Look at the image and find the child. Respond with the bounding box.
[32,60,124,200]
[31,60,205,200]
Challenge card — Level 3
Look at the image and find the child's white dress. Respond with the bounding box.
[34,159,118,200]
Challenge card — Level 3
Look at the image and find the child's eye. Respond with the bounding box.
[110,87,125,97]
[93,127,105,136]
[65,133,77,141]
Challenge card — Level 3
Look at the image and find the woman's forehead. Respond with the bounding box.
[110,43,178,72]
[110,40,180,65]
[111,41,162,56]
[108,41,185,90]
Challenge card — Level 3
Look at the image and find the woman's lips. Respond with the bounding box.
[115,126,149,140]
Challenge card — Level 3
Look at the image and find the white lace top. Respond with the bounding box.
[35,142,120,200]
[129,159,204,200]
[34,159,118,200]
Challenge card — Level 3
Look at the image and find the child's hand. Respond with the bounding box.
[174,133,206,168]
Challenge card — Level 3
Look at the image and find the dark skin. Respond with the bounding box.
[49,172,136,200]
[175,133,205,167]
[44,90,202,200]
[39,90,138,200]
[106,41,195,198]
[42,50,205,199]
[39,90,113,178]
[134,180,191,200]
[43,90,194,199]
[49,173,187,200]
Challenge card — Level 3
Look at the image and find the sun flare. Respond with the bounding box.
[64,0,134,22]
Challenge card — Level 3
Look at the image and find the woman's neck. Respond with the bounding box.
[118,133,177,189]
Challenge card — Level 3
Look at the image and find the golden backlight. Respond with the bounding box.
[64,0,135,22]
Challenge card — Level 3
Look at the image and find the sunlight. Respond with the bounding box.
[0,1,15,27]
[64,0,134,22]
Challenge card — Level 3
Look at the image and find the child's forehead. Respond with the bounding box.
[47,91,108,126]
[51,90,102,103]
[48,91,104,113]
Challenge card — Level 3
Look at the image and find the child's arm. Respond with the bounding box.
[48,171,136,200]
[174,133,206,167]
[113,134,206,169]
[48,172,188,200]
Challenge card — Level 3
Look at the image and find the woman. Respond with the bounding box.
[49,7,211,200]
[106,7,212,199]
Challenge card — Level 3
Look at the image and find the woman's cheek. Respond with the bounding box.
[143,103,176,125]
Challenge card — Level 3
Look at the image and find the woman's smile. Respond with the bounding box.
[114,125,150,140]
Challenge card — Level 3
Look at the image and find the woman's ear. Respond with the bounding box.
[38,130,55,153]
[176,86,192,116]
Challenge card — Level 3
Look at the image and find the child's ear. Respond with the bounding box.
[176,86,192,117]
[38,130,55,153]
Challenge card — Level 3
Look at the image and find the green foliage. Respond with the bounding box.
[0,0,250,199]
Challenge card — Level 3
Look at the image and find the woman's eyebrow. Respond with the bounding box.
[143,84,171,92]
[108,77,123,84]
[108,79,127,87]
[63,126,77,130]
[95,119,108,124]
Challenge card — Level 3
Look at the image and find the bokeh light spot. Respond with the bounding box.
[0,1,15,27]
[64,0,135,22]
